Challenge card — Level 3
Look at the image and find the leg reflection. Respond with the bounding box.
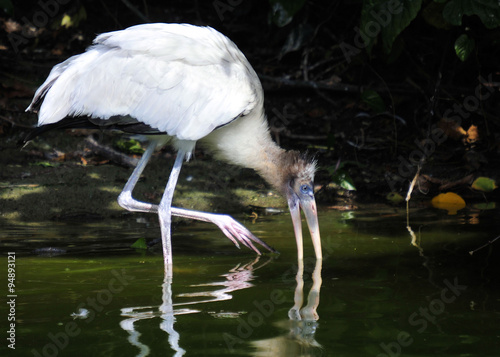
[120,269,186,357]
[159,275,186,356]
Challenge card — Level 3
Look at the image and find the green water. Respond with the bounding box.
[1,205,499,356]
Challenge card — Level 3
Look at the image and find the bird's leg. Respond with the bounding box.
[123,202,276,254]
[158,149,186,276]
[169,208,277,254]
[117,143,157,213]
[117,144,276,258]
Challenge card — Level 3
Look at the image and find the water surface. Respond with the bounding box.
[1,204,499,356]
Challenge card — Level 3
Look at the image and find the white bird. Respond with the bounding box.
[26,23,322,273]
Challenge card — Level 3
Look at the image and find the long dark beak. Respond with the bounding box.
[288,196,322,260]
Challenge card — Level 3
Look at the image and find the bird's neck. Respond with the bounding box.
[202,109,287,193]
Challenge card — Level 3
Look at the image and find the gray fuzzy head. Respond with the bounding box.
[276,150,317,196]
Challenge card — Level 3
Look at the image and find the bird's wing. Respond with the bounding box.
[28,23,262,141]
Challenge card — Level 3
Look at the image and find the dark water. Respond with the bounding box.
[1,204,499,356]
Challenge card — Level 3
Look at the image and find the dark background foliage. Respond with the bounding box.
[2,0,500,203]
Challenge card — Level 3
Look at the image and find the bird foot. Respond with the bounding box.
[210,214,278,255]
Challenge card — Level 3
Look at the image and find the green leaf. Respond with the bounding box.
[454,33,475,61]
[269,0,306,27]
[51,6,87,30]
[361,89,386,113]
[331,169,357,191]
[361,0,422,53]
[471,177,498,192]
[386,192,404,204]
[473,202,496,210]
[443,0,500,29]
[31,161,59,168]
[115,139,145,155]
[131,238,148,250]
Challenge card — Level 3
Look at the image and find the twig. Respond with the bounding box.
[98,0,122,28]
[259,74,421,95]
[0,114,34,129]
[141,0,150,19]
[406,165,421,226]
[439,174,474,190]
[84,136,138,168]
[283,132,328,140]
[260,74,478,97]
[469,235,500,255]
[302,48,310,81]
[260,74,362,93]
[120,0,151,22]
[406,225,424,256]
[368,64,398,152]
[406,166,421,202]
[419,174,474,190]
[270,127,327,142]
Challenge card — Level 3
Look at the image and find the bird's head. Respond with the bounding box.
[278,151,322,260]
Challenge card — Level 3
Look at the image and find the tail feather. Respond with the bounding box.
[25,77,58,114]
[21,116,164,145]
[20,117,94,145]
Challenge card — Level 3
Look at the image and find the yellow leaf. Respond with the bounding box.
[61,14,73,28]
[431,192,466,215]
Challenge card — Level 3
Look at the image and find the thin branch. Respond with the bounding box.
[469,235,500,255]
[120,0,151,22]
[406,165,421,227]
[84,136,138,168]
[0,114,33,129]
[260,74,363,93]
[260,74,484,97]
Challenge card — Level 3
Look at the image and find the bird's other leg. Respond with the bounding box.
[170,208,277,254]
[130,202,276,255]
[117,143,157,213]
[158,149,186,276]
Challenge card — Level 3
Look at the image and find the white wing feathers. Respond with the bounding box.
[28,23,262,141]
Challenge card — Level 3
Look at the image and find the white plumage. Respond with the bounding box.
[31,24,259,142]
[27,23,322,274]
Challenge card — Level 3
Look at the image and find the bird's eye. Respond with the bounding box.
[300,184,310,194]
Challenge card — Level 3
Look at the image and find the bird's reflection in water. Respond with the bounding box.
[119,256,270,356]
[120,276,188,357]
[120,258,322,356]
[251,259,323,356]
[175,256,269,306]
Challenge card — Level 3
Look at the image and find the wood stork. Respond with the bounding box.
[26,23,322,272]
